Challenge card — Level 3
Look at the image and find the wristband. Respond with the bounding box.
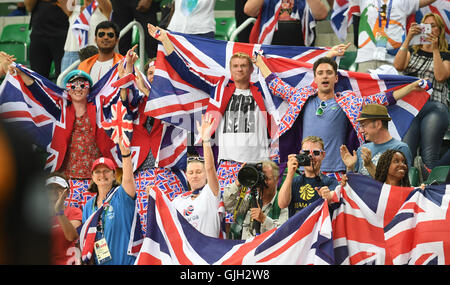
[122,152,132,158]
[202,139,211,143]
[55,210,65,216]
[399,46,407,52]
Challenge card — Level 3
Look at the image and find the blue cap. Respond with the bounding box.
[62,69,93,87]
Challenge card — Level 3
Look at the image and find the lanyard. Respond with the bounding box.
[377,0,393,29]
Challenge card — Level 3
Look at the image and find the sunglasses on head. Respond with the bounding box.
[300,149,324,157]
[66,80,90,90]
[97,31,116,38]
[187,156,205,163]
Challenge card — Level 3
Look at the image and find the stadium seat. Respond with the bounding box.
[338,51,358,72]
[215,17,236,41]
[425,165,450,185]
[0,42,27,65]
[0,23,31,44]
[0,24,31,66]
[408,166,420,187]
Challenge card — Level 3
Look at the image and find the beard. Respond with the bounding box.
[98,46,115,54]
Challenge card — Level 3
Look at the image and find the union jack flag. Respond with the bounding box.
[135,186,334,265]
[144,32,331,166]
[330,0,354,42]
[101,99,134,149]
[331,173,417,265]
[249,0,317,46]
[0,64,68,172]
[384,184,450,265]
[66,179,93,209]
[72,0,98,49]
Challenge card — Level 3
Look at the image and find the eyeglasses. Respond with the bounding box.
[97,31,116,38]
[66,81,90,90]
[316,100,327,116]
[187,156,205,163]
[300,149,324,157]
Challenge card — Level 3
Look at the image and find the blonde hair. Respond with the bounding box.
[413,13,449,53]
[301,136,325,150]
[229,52,253,67]
[262,160,280,180]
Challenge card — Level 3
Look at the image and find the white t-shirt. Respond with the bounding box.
[90,58,114,84]
[354,0,419,64]
[64,5,109,52]
[217,88,270,163]
[172,184,222,238]
[167,0,216,34]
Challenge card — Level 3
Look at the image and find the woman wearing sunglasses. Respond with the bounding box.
[171,113,223,238]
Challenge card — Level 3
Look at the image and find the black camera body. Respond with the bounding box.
[237,163,266,189]
[296,153,311,166]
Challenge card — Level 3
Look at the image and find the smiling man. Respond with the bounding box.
[254,55,423,180]
[78,21,124,84]
[340,104,412,178]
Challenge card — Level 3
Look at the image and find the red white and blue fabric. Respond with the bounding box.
[134,167,187,234]
[135,186,334,265]
[79,186,143,263]
[249,0,317,46]
[66,179,94,209]
[144,32,330,166]
[262,56,430,163]
[331,173,417,265]
[0,64,71,172]
[384,184,450,265]
[101,99,134,149]
[72,1,98,49]
[330,0,362,42]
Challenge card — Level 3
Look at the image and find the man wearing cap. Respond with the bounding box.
[340,104,413,178]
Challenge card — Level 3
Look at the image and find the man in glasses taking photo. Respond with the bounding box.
[278,136,338,218]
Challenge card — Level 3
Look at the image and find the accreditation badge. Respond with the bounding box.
[94,237,112,264]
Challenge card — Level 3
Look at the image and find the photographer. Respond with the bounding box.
[223,161,288,240]
[278,136,338,218]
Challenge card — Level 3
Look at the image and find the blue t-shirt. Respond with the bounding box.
[82,185,137,265]
[354,138,413,176]
[302,95,349,172]
[289,174,338,217]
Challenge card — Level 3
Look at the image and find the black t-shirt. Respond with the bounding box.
[29,1,69,38]
[289,174,338,217]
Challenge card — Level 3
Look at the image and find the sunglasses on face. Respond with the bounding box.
[316,100,327,116]
[97,31,116,38]
[300,149,324,157]
[187,156,205,163]
[66,81,90,90]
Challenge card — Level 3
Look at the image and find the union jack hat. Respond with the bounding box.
[91,157,116,171]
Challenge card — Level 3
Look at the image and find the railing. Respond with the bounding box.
[229,17,256,42]
[57,20,146,87]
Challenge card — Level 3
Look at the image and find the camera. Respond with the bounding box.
[296,153,311,166]
[237,163,266,189]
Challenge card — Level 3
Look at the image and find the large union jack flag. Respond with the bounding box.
[144,32,331,166]
[135,186,334,265]
[384,184,450,265]
[332,173,416,265]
